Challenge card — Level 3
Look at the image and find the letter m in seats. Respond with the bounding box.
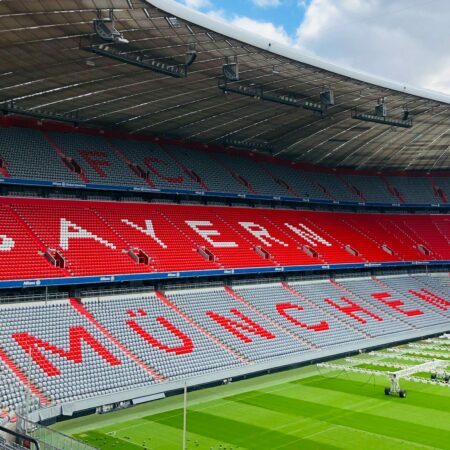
[12,326,121,377]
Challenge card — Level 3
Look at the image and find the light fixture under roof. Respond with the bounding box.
[0,101,83,125]
[223,137,274,153]
[352,98,413,128]
[93,9,129,44]
[223,56,239,82]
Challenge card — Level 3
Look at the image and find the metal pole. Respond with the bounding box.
[25,345,32,435]
[182,382,187,450]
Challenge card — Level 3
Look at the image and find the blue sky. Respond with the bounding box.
[174,0,450,95]
[201,0,308,36]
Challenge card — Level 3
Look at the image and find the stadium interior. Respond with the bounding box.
[0,0,449,449]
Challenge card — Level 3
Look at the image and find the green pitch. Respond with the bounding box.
[53,357,450,449]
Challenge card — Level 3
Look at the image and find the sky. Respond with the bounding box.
[175,0,450,95]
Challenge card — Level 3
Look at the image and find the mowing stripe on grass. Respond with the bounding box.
[144,409,341,450]
[355,363,400,371]
[73,431,142,450]
[292,375,450,412]
[226,391,450,449]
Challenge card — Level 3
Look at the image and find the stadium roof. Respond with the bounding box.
[0,0,449,171]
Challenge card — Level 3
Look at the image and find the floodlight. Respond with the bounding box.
[185,44,197,68]
[0,102,83,125]
[93,10,129,44]
[351,105,413,128]
[223,57,239,81]
[320,89,334,106]
[223,137,274,153]
[374,98,387,117]
[402,108,410,121]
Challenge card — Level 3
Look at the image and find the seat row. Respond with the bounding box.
[0,125,447,205]
[0,274,449,413]
[1,197,450,281]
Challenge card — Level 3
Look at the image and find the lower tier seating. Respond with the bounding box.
[0,198,450,282]
[0,274,449,414]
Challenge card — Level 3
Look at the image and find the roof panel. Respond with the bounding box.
[0,0,447,170]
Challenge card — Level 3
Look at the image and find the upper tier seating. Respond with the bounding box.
[1,197,450,282]
[0,127,80,183]
[212,152,290,197]
[258,162,324,199]
[165,145,245,193]
[386,176,438,204]
[0,274,449,412]
[307,172,361,202]
[46,131,144,186]
[109,139,200,191]
[0,125,443,206]
[342,174,395,203]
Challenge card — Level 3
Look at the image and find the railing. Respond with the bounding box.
[17,417,99,450]
[0,291,68,305]
[0,424,40,450]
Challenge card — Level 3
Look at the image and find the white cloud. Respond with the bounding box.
[179,0,449,95]
[296,0,450,94]
[205,8,293,46]
[229,16,293,46]
[251,0,282,7]
[180,0,211,10]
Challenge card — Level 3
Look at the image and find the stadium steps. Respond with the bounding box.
[329,278,383,325]
[96,206,214,272]
[431,178,448,203]
[259,162,299,197]
[6,205,72,276]
[373,276,450,321]
[344,217,405,261]
[0,346,50,407]
[0,157,11,178]
[340,218,402,262]
[407,218,450,259]
[390,220,437,258]
[224,286,317,349]
[106,138,156,189]
[332,279,416,330]
[12,203,150,277]
[208,151,258,194]
[380,176,405,203]
[262,216,327,264]
[433,220,450,247]
[371,276,431,327]
[410,275,450,300]
[214,210,302,267]
[301,216,364,263]
[208,154,257,194]
[377,220,425,260]
[42,131,89,184]
[155,290,249,363]
[337,174,367,202]
[90,209,157,270]
[214,211,279,268]
[282,281,370,340]
[70,297,165,381]
[282,281,371,339]
[313,181,336,201]
[157,209,223,269]
[161,144,209,191]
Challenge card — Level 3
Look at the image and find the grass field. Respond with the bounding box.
[53,344,450,450]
